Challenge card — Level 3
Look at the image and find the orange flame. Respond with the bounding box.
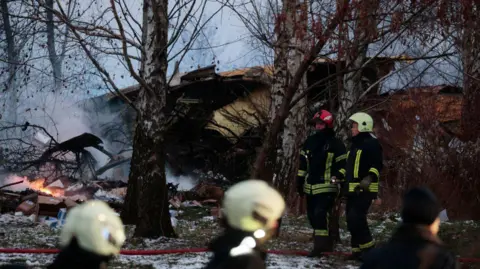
[28,178,64,197]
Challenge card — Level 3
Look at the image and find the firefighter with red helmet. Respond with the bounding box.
[297,110,347,257]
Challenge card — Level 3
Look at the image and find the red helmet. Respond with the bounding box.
[312,110,334,128]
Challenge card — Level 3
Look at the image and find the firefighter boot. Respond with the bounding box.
[307,236,330,257]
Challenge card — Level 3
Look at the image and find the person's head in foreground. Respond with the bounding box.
[359,187,459,269]
[204,179,285,269]
[48,200,126,269]
[401,186,442,235]
[222,179,285,244]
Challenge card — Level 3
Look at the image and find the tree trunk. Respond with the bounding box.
[273,0,308,200]
[46,0,63,90]
[331,0,379,243]
[335,0,379,141]
[1,0,18,124]
[121,0,176,238]
[265,1,291,185]
[256,3,291,184]
[459,3,480,142]
[121,119,139,224]
[132,118,175,237]
[120,0,149,225]
[250,0,349,181]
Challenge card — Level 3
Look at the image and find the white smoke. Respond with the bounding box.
[4,91,119,181]
[45,100,113,174]
[165,168,197,191]
[3,89,201,188]
[0,174,30,192]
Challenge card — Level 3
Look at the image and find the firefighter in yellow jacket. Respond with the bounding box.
[297,110,347,257]
[339,112,383,261]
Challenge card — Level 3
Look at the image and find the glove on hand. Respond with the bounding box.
[359,176,372,190]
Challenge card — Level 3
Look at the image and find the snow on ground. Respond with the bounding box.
[0,208,478,268]
[0,211,360,268]
[0,252,360,269]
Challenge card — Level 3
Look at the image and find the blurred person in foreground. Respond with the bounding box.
[360,186,459,269]
[1,200,126,269]
[203,179,285,269]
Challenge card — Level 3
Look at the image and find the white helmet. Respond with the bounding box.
[222,179,285,232]
[59,200,126,256]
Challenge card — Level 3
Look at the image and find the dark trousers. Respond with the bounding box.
[306,193,336,237]
[346,192,374,252]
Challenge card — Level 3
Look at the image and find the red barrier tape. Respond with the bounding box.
[0,248,478,263]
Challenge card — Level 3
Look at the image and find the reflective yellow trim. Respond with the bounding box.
[360,241,375,249]
[369,167,380,178]
[298,170,307,177]
[348,182,379,193]
[312,187,337,195]
[354,150,362,178]
[352,247,361,253]
[304,183,338,194]
[335,154,347,162]
[324,152,334,181]
[339,168,346,176]
[314,229,328,236]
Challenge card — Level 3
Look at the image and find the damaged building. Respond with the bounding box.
[79,56,403,181]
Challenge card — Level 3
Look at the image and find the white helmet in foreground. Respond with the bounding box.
[222,179,285,232]
[59,200,126,257]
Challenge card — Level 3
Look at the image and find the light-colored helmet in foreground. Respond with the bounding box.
[59,200,126,257]
[222,179,285,233]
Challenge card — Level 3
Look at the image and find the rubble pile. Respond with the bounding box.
[168,180,225,218]
[0,172,229,226]
[0,177,127,226]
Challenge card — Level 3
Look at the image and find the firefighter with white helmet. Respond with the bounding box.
[2,200,125,269]
[203,179,285,269]
[339,112,383,261]
[48,200,126,268]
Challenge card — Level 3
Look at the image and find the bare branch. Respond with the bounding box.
[46,0,139,112]
[110,0,153,95]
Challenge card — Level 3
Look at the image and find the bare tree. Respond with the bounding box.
[1,0,19,123]
[435,1,480,141]
[0,0,40,123]
[225,0,458,204]
[0,124,100,182]
[335,0,381,140]
[242,0,350,182]
[43,0,227,237]
[267,0,309,196]
[44,0,74,90]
